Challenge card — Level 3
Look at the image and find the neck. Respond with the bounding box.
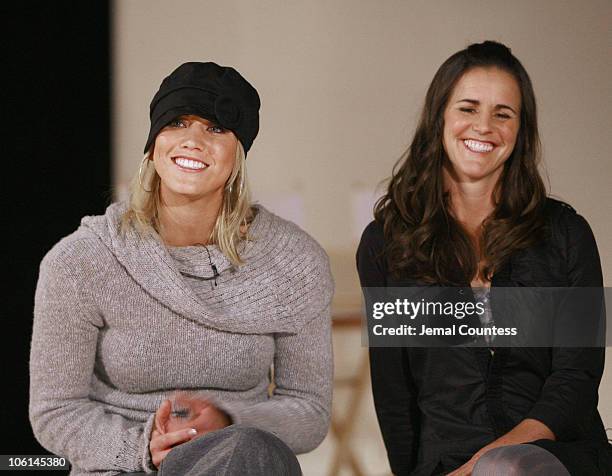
[157,190,223,247]
[443,169,499,236]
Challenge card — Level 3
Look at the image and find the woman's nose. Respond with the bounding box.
[472,113,492,134]
[180,124,208,150]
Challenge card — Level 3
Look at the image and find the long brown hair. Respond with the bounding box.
[374,41,546,285]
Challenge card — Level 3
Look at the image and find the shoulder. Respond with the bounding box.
[40,214,115,281]
[540,197,601,285]
[358,220,385,252]
[246,206,334,310]
[543,197,597,248]
[356,220,387,287]
[249,205,331,270]
[280,218,330,269]
[543,197,579,225]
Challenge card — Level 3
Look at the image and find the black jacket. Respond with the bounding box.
[356,199,610,475]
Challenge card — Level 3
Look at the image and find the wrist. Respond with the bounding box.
[521,418,555,441]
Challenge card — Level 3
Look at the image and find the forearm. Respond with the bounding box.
[30,398,156,473]
[223,306,333,454]
[220,393,329,453]
[525,347,603,441]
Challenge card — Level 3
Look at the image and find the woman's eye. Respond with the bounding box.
[495,113,511,120]
[208,125,226,133]
[459,107,476,113]
[169,119,186,128]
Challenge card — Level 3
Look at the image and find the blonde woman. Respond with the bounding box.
[30,62,333,475]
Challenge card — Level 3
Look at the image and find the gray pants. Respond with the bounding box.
[472,444,570,475]
[125,425,302,476]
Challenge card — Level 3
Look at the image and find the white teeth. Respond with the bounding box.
[464,139,494,153]
[174,158,206,170]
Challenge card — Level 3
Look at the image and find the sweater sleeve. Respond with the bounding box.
[217,238,334,454]
[29,245,157,474]
[356,221,419,476]
[218,303,333,454]
[526,210,605,441]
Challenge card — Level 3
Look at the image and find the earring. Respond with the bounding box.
[226,176,244,199]
[139,156,153,193]
[237,175,244,197]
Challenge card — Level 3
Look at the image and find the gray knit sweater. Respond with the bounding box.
[29,203,334,476]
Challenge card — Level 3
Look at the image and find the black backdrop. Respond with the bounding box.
[2,2,111,456]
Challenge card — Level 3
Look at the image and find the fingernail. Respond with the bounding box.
[188,428,197,435]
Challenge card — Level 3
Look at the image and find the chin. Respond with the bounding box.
[161,181,204,198]
[450,161,487,180]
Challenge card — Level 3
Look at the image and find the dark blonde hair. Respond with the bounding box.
[122,141,253,266]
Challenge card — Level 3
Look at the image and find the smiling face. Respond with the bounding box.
[442,67,521,187]
[152,115,238,204]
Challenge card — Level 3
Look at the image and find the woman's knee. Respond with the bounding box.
[225,425,285,448]
[160,424,302,475]
[472,444,569,476]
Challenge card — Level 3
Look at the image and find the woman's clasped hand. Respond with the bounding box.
[150,395,231,468]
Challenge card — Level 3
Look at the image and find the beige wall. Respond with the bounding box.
[113,0,612,433]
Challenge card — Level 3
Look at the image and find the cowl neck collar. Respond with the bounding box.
[163,207,263,279]
[80,202,297,334]
[167,245,226,279]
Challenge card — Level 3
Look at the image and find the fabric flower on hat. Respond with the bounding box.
[214,95,242,130]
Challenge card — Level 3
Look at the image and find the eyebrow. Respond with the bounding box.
[456,99,518,114]
[181,114,215,124]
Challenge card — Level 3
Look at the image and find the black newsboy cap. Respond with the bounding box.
[144,62,260,155]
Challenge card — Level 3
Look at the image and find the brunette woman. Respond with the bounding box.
[357,41,611,475]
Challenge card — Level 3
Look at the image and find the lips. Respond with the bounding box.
[172,156,208,171]
[463,139,495,153]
